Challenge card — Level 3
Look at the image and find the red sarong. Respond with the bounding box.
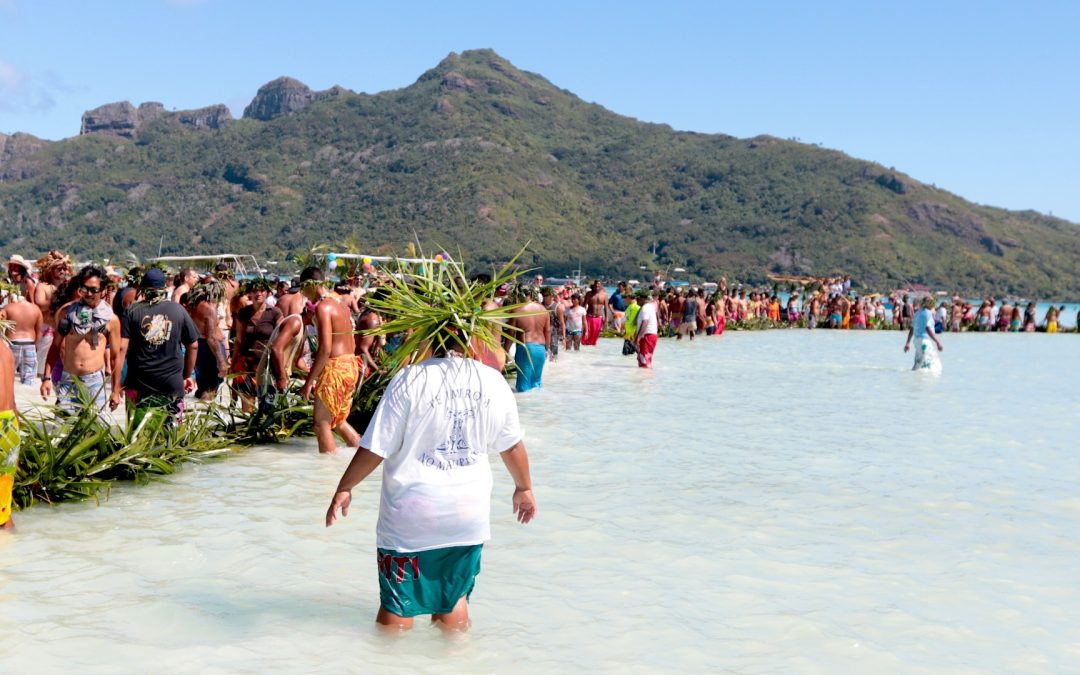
[636,333,657,368]
[583,316,603,345]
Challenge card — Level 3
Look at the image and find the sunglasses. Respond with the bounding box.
[82,285,103,294]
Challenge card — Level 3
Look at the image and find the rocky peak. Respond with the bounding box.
[242,77,345,121]
[173,104,233,130]
[80,101,233,139]
[0,131,48,159]
[81,102,154,139]
[0,132,50,180]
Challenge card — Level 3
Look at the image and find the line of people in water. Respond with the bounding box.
[2,254,1076,419]
[537,273,1077,338]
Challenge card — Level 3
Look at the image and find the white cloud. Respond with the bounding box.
[0,60,57,114]
[0,60,22,89]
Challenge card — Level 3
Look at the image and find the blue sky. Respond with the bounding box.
[2,0,1079,221]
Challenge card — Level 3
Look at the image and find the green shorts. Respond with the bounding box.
[377,544,483,618]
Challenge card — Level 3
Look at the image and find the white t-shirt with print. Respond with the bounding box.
[360,356,524,553]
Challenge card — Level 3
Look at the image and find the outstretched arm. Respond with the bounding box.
[326,446,384,527]
[500,440,536,524]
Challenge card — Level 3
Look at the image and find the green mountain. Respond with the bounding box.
[1,49,1077,297]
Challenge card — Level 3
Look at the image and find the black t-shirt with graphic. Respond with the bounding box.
[122,299,199,397]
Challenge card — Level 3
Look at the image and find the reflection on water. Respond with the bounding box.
[1,331,1078,672]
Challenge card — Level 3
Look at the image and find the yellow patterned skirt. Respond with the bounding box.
[315,354,360,427]
[0,409,19,526]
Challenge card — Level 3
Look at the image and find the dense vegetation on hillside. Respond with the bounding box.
[1,49,1077,297]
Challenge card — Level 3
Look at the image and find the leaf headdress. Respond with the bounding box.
[362,246,532,372]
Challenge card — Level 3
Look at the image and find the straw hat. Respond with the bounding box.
[7,254,30,271]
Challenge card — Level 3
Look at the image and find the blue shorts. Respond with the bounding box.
[377,544,482,617]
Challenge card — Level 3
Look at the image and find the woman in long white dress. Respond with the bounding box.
[904,296,944,373]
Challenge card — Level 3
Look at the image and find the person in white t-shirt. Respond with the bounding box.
[634,290,659,368]
[326,345,537,631]
[563,294,586,351]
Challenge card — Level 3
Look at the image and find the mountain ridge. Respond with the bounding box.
[1,49,1077,297]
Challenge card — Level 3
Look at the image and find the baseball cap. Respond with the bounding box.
[142,268,167,289]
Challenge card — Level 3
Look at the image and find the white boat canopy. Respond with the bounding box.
[328,253,442,264]
[148,254,262,278]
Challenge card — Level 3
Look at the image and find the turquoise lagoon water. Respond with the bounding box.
[1,330,1077,672]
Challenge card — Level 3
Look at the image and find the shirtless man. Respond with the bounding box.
[1,338,18,530]
[354,287,387,376]
[657,290,670,334]
[582,280,607,346]
[334,283,360,315]
[678,289,699,341]
[668,290,685,337]
[505,286,550,393]
[171,268,198,304]
[276,278,306,318]
[207,263,240,343]
[186,282,229,401]
[0,289,43,385]
[298,267,361,454]
[541,287,564,363]
[807,293,821,329]
[41,265,122,413]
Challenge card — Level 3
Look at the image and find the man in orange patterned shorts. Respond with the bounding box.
[297,267,361,454]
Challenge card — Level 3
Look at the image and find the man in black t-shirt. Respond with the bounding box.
[110,268,199,423]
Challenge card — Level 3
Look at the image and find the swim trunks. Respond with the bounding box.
[377,544,482,618]
[56,368,107,413]
[0,409,19,526]
[315,353,360,427]
[10,340,37,385]
[194,337,225,398]
[513,342,546,393]
[612,311,626,332]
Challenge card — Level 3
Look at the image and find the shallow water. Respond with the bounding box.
[2,330,1078,673]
